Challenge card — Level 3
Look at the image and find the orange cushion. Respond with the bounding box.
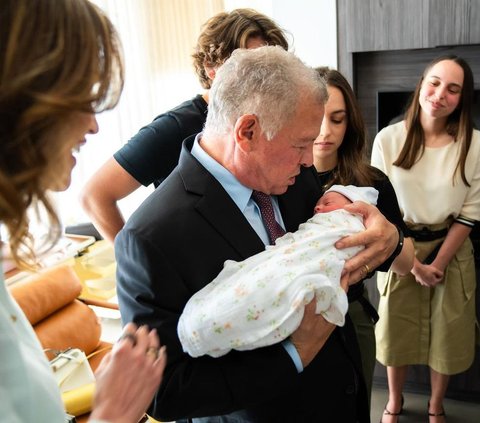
[10,266,82,325]
[36,299,101,358]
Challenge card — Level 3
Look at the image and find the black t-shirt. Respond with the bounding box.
[317,166,407,273]
[114,94,208,187]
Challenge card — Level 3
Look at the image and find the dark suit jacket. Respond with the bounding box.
[116,136,370,423]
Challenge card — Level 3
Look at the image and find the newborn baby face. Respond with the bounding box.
[314,191,351,214]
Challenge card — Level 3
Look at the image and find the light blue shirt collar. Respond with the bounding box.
[191,134,252,213]
[191,133,285,246]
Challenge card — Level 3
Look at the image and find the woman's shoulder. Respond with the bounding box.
[368,165,388,181]
[362,166,392,191]
[376,121,406,139]
[373,121,407,155]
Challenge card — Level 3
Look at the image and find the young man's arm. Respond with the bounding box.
[80,157,141,243]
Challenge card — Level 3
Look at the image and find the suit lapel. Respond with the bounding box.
[178,137,266,260]
[177,137,323,259]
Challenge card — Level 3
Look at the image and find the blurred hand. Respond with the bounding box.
[335,201,398,284]
[89,323,167,423]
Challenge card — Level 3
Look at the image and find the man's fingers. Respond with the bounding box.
[346,268,369,285]
[342,249,382,276]
[335,231,369,250]
[342,201,370,217]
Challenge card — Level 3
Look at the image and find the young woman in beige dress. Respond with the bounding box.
[371,55,480,423]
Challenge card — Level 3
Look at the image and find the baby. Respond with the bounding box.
[178,184,379,358]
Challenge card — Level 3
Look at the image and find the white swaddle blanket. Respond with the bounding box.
[178,209,366,358]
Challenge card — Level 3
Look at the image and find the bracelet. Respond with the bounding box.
[391,225,404,260]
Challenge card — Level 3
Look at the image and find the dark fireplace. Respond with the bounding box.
[376,91,413,132]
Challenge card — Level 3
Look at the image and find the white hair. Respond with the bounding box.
[203,45,328,140]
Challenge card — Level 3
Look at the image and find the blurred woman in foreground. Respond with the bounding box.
[0,1,166,421]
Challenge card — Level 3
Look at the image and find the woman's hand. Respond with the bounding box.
[412,223,472,287]
[89,323,167,423]
[411,259,444,287]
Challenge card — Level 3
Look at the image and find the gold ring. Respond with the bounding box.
[146,346,159,360]
[117,332,137,346]
[363,264,371,275]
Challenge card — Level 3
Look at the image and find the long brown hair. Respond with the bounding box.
[315,67,378,188]
[192,8,289,89]
[393,55,474,186]
[0,0,124,268]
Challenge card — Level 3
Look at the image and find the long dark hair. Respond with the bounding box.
[393,55,474,186]
[316,67,378,187]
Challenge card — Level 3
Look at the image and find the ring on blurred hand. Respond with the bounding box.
[117,332,137,345]
[362,264,371,275]
[146,346,159,360]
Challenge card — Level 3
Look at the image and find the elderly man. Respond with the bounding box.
[116,46,400,423]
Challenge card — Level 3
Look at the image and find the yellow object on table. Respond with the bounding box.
[62,382,95,416]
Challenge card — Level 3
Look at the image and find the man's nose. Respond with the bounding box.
[301,146,314,168]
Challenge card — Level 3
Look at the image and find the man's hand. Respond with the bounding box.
[290,298,336,367]
[335,201,398,285]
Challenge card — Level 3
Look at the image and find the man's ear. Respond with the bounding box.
[234,114,259,152]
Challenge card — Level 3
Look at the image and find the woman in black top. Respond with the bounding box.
[313,67,413,417]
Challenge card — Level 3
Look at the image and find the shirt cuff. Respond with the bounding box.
[281,339,303,373]
[455,215,476,227]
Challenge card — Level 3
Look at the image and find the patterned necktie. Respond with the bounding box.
[251,190,286,245]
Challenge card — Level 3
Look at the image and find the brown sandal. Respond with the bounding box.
[380,396,404,423]
[428,406,446,420]
[380,407,401,423]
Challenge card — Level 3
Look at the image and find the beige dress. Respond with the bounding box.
[371,122,480,374]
